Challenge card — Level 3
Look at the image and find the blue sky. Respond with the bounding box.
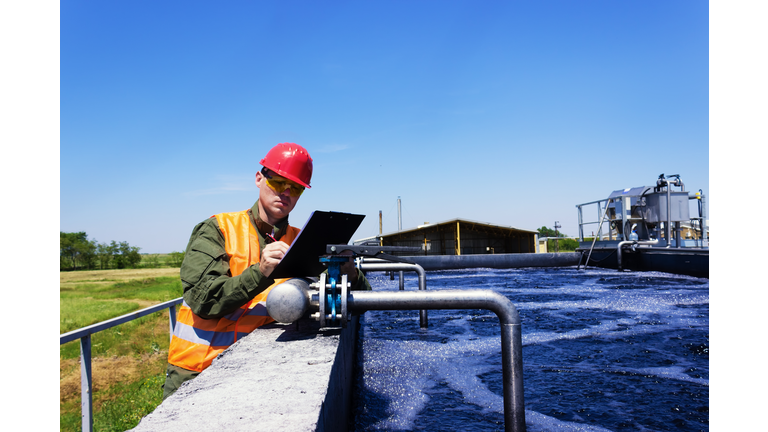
[58,1,711,253]
[58,0,710,253]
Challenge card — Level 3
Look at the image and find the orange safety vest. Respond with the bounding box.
[167,209,300,372]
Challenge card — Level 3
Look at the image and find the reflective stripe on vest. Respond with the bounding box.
[167,209,300,372]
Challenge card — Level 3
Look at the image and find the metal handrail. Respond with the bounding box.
[579,199,612,270]
[60,297,183,432]
[576,198,612,242]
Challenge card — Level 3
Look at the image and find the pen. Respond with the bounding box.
[266,231,277,243]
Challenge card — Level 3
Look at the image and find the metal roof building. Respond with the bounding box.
[356,218,540,256]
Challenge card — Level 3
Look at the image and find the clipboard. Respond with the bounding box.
[269,210,366,278]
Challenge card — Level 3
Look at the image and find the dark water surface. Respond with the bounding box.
[353,267,708,431]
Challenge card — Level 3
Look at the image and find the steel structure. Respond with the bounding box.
[575,174,709,277]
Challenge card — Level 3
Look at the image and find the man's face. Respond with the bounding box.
[255,169,303,223]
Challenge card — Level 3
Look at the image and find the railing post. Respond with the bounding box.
[168,304,177,343]
[80,334,93,432]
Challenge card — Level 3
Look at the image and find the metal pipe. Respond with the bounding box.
[266,278,313,324]
[674,178,685,246]
[616,240,634,271]
[617,239,659,271]
[404,253,580,271]
[660,176,683,248]
[619,197,629,241]
[347,289,525,432]
[360,261,426,288]
[688,192,704,247]
[266,282,527,431]
[359,260,428,328]
[397,198,403,289]
[700,192,708,244]
[666,183,672,247]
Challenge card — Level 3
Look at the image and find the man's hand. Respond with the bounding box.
[339,249,359,285]
[260,241,289,277]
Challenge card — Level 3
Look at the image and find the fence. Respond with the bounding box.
[59,297,183,432]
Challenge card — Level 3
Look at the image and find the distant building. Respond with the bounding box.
[356,218,540,256]
[680,221,709,240]
[538,237,548,253]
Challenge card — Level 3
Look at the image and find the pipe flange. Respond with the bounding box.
[317,273,327,327]
[340,274,348,327]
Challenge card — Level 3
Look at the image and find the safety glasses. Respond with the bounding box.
[261,168,305,197]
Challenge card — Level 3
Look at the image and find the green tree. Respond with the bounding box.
[122,243,142,268]
[547,238,579,252]
[97,242,114,269]
[144,254,160,268]
[110,240,125,269]
[80,239,98,269]
[110,241,142,269]
[60,232,76,270]
[167,251,185,268]
[537,226,567,238]
[60,232,97,270]
[62,232,143,270]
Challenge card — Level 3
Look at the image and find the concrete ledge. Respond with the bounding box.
[405,252,581,270]
[132,316,359,432]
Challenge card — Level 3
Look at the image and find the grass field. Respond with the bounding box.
[60,268,182,432]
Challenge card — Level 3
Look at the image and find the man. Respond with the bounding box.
[163,142,370,399]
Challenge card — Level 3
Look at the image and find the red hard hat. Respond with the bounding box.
[260,143,313,188]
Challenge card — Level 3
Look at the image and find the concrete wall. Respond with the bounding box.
[132,316,359,432]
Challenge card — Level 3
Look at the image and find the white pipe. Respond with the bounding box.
[617,239,660,271]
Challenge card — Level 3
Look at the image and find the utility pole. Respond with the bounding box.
[554,221,561,253]
[397,196,402,231]
[397,197,404,289]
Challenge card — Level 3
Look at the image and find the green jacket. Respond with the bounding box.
[180,200,371,319]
